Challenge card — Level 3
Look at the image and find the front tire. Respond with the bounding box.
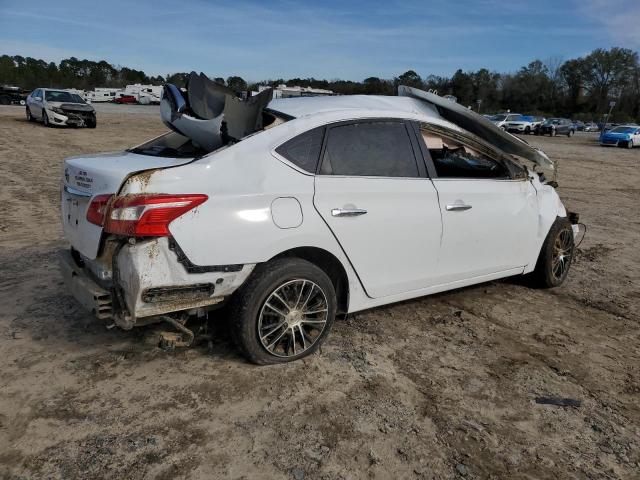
[627,140,634,149]
[528,217,574,288]
[228,258,337,364]
[42,109,51,127]
[86,115,97,128]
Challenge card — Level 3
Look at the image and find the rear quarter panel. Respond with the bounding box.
[119,120,361,288]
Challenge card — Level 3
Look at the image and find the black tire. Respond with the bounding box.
[26,107,34,122]
[567,129,573,137]
[528,217,574,288]
[627,140,633,149]
[0,95,10,105]
[228,258,337,364]
[525,126,531,135]
[86,115,97,128]
[42,109,51,127]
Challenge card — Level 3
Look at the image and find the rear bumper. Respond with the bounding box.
[59,249,113,319]
[60,237,256,326]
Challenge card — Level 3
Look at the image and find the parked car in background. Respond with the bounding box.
[584,122,600,132]
[491,113,523,130]
[113,94,137,104]
[572,120,585,131]
[599,125,640,148]
[538,118,574,137]
[26,88,96,128]
[59,83,581,364]
[506,115,544,135]
[599,123,620,132]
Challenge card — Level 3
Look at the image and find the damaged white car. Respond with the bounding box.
[60,74,584,364]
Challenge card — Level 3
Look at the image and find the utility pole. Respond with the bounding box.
[476,99,482,114]
[603,100,616,130]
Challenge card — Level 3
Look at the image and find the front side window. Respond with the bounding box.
[319,121,419,177]
[421,130,511,179]
[275,126,324,173]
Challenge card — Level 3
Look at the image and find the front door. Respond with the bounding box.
[313,120,443,298]
[420,126,539,283]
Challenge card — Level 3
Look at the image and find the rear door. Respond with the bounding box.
[419,126,538,282]
[313,119,442,298]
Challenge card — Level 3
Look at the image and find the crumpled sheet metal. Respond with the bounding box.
[160,72,273,152]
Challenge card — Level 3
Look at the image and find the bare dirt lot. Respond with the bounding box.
[0,105,639,480]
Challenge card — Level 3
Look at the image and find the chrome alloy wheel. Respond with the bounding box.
[258,279,328,358]
[551,227,573,282]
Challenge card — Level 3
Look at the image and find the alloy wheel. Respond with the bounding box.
[258,279,328,358]
[551,227,573,282]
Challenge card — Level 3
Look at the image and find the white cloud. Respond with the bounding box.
[578,0,640,47]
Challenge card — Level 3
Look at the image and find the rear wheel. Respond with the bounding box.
[228,258,337,364]
[26,107,34,122]
[528,217,574,288]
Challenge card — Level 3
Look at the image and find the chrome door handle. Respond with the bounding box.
[331,208,367,217]
[446,204,472,211]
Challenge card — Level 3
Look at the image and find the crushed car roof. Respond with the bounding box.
[268,95,441,119]
[269,90,553,170]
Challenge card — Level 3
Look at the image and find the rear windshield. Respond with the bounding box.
[129,131,208,158]
[130,110,288,158]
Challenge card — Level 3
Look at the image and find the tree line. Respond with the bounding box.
[1,47,639,122]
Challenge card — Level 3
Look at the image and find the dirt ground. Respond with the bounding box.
[0,105,638,480]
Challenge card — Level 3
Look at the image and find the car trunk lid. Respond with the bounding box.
[62,150,194,259]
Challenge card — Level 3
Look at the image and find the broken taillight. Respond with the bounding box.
[103,194,208,237]
[86,194,114,226]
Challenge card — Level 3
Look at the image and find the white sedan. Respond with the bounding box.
[60,82,581,364]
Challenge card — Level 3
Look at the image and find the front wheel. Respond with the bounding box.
[42,110,51,127]
[528,217,574,288]
[627,140,634,149]
[567,130,573,137]
[86,115,97,128]
[228,258,337,364]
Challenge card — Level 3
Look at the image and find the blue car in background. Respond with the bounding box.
[599,125,640,148]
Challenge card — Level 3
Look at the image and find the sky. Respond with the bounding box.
[1,0,639,81]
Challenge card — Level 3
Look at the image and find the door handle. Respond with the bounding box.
[331,208,367,217]
[446,203,472,211]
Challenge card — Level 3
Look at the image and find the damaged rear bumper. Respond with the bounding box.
[60,237,256,327]
[59,249,113,319]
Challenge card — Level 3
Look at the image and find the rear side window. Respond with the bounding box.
[320,121,419,177]
[275,126,324,173]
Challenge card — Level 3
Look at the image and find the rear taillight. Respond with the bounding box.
[86,194,114,226]
[103,194,208,237]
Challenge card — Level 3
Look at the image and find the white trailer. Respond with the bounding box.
[124,84,162,104]
[85,88,122,103]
